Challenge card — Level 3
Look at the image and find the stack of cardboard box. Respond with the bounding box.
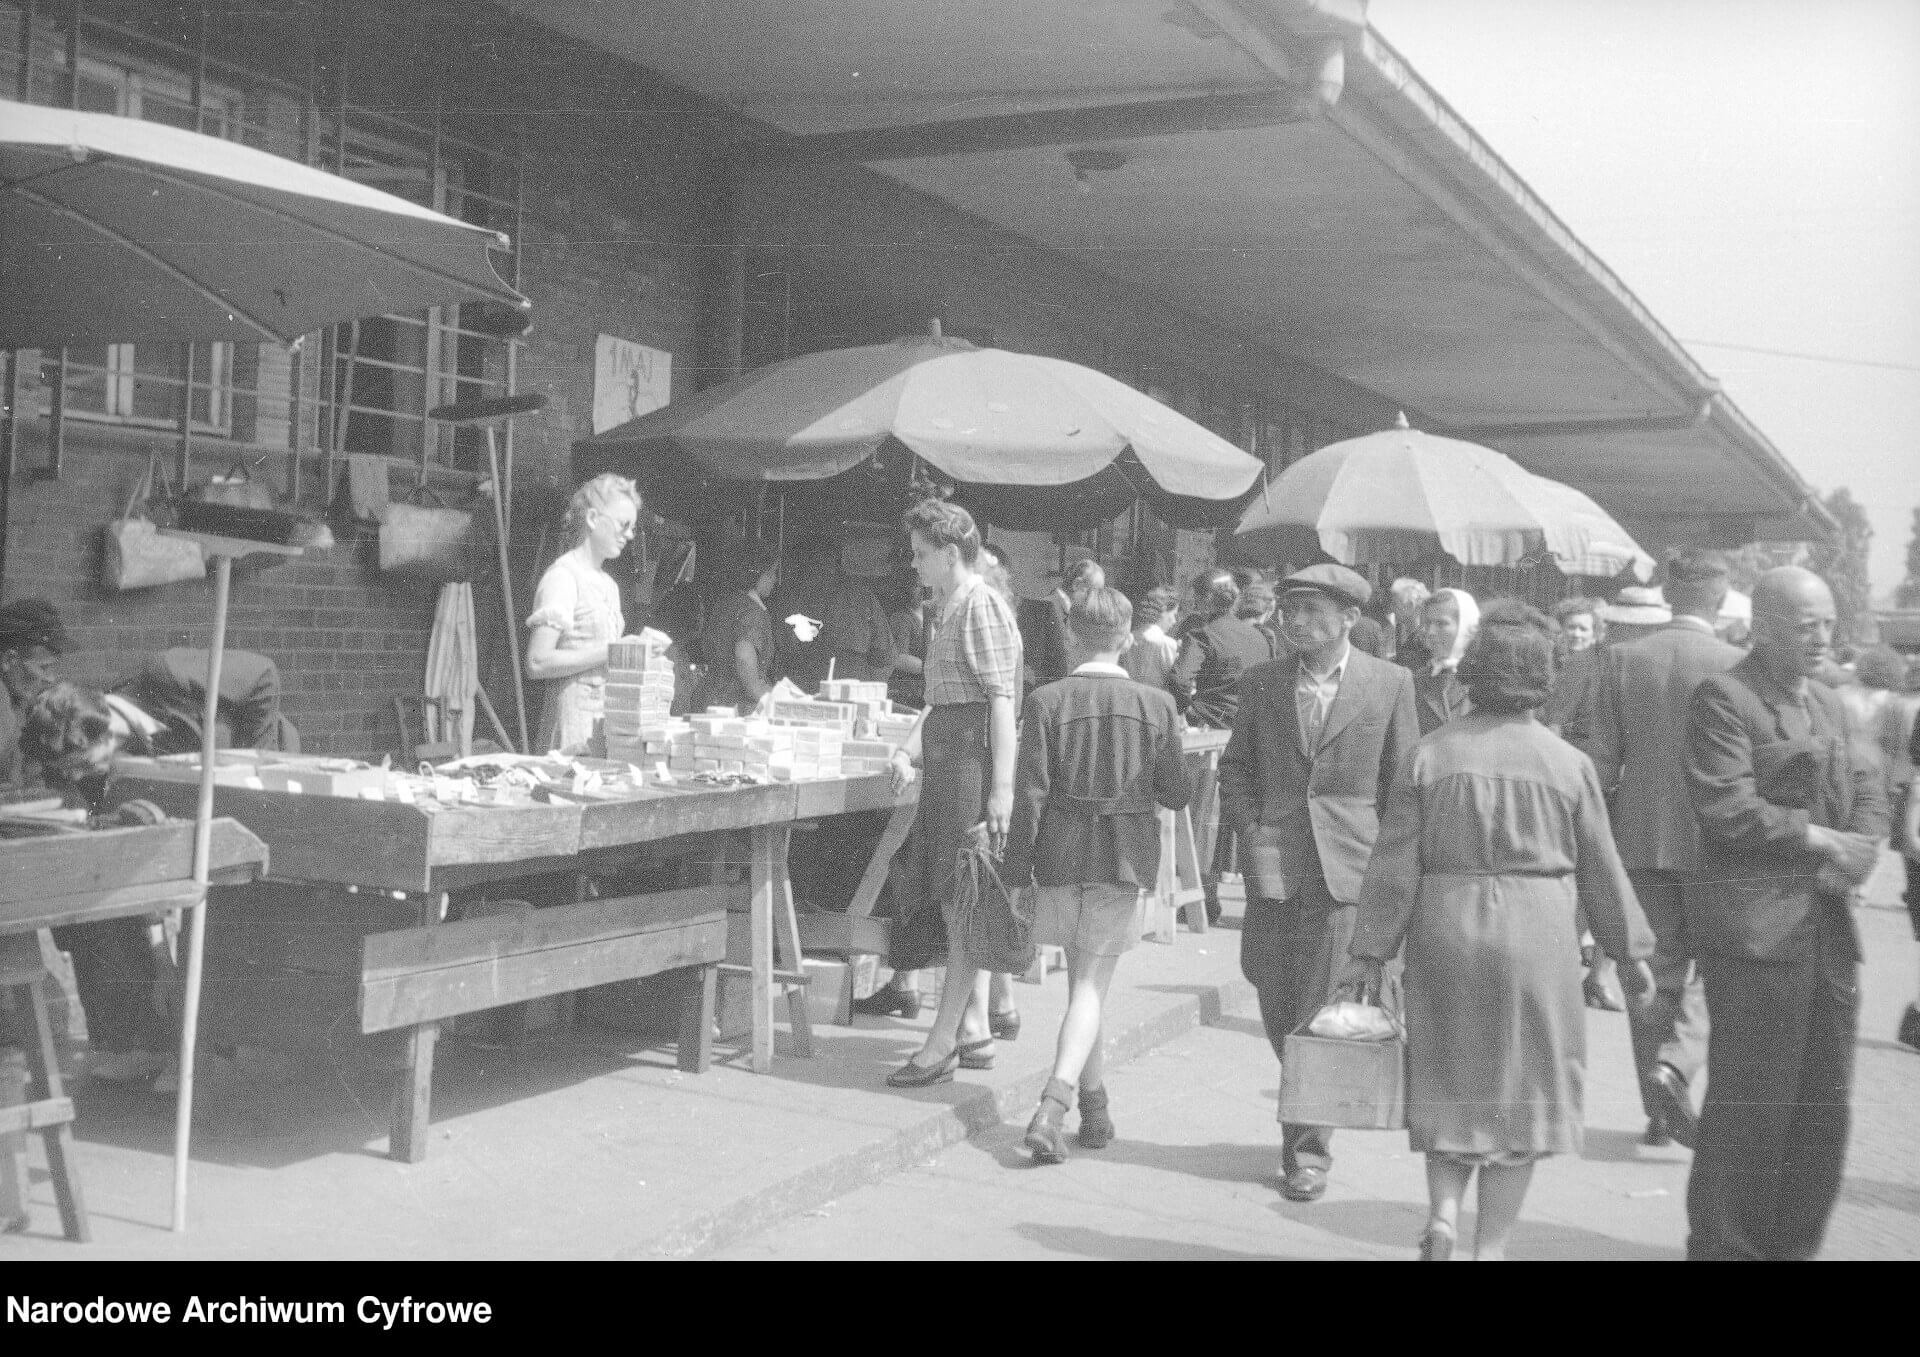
[603,636,675,764]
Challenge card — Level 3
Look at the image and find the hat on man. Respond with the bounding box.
[1665,549,1730,586]
[1279,563,1371,610]
[1601,585,1671,627]
[0,598,69,656]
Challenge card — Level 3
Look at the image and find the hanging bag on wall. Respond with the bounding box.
[379,485,476,582]
[103,456,207,592]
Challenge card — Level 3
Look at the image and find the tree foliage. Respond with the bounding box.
[1898,506,1920,610]
[1803,486,1874,646]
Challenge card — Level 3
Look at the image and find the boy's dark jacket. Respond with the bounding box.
[1001,665,1191,889]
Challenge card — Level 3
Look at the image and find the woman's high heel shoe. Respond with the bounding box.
[886,1049,959,1088]
[957,1037,995,1070]
[989,1008,1020,1041]
[854,987,923,1020]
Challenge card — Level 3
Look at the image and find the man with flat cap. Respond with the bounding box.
[1588,550,1742,1148]
[1217,563,1421,1201]
[1684,566,1887,1259]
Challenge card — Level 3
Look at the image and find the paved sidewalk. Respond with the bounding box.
[3,896,1254,1259]
[6,860,1916,1260]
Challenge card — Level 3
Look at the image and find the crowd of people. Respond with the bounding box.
[721,496,1908,1264]
[6,470,1917,1261]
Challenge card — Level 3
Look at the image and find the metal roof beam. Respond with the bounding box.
[757,85,1319,163]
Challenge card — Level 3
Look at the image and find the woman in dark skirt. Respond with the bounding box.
[881,499,1024,1087]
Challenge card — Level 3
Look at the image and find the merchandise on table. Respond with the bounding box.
[602,632,677,764]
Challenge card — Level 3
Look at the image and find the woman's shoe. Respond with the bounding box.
[1024,1077,1075,1165]
[957,1037,996,1070]
[886,1050,958,1088]
[989,1008,1020,1041]
[853,987,922,1020]
[1418,1220,1456,1262]
[1898,1002,1920,1052]
[1076,1085,1114,1149]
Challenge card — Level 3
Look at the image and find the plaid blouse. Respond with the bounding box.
[924,572,1023,706]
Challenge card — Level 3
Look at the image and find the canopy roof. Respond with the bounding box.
[504,0,1831,544]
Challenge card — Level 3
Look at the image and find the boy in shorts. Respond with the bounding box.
[1001,588,1191,1163]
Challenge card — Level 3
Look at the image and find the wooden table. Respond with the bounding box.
[1146,727,1231,941]
[111,770,917,1160]
[0,819,267,1239]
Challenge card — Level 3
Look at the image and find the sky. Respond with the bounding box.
[1366,0,1920,602]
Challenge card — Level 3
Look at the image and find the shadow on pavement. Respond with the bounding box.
[1015,1221,1279,1261]
[1841,1174,1920,1216]
[65,1017,941,1171]
[1579,1126,1692,1166]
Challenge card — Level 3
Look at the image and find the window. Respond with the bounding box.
[59,54,239,434]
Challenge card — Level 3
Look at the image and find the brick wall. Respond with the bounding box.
[0,3,726,758]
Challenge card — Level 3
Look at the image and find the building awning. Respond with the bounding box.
[504,0,1832,544]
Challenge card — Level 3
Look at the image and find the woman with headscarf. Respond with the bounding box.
[1338,602,1655,1261]
[1413,587,1479,735]
[525,474,643,755]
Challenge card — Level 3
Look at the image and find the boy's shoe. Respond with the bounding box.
[1076,1085,1114,1149]
[1024,1077,1074,1165]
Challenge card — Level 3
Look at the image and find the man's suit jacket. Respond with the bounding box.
[1685,654,1889,962]
[1589,620,1743,874]
[1412,665,1470,735]
[1217,648,1421,904]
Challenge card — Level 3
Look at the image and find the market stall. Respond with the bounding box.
[111,758,917,1161]
[0,816,266,1239]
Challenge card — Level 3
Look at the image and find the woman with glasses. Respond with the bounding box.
[526,473,643,755]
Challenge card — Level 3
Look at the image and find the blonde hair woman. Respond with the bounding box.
[525,473,642,754]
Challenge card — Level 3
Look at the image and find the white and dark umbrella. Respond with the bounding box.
[0,97,527,347]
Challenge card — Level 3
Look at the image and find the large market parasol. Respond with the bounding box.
[1231,415,1652,578]
[576,325,1266,530]
[1,97,531,1231]
[0,97,527,346]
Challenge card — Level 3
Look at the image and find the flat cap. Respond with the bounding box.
[0,598,69,655]
[1279,563,1371,609]
[1666,549,1730,585]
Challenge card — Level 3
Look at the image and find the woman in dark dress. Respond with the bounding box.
[881,500,1025,1087]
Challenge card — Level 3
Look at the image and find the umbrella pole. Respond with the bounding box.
[172,550,231,1232]
[487,426,530,753]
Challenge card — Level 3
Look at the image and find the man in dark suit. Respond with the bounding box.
[1218,564,1421,1202]
[1684,567,1887,1260]
[1588,551,1742,1147]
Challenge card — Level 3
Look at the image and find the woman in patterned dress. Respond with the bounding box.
[525,474,641,755]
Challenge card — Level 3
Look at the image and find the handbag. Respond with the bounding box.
[948,823,1037,974]
[193,456,278,511]
[102,456,206,591]
[1278,974,1408,1130]
[378,486,476,582]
